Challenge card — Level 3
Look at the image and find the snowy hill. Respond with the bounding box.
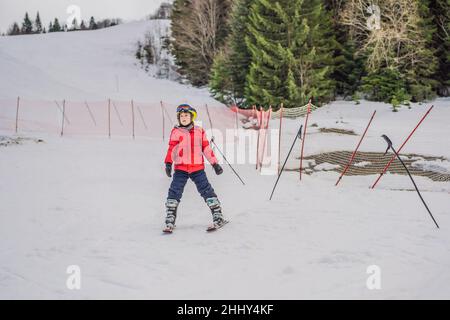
[0,20,217,106]
[1,20,450,299]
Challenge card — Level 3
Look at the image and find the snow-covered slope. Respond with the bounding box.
[0,20,217,106]
[1,21,450,299]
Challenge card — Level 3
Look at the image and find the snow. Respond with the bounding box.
[1,20,450,300]
[354,161,372,167]
[412,159,450,175]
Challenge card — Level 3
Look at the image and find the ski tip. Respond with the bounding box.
[206,220,230,232]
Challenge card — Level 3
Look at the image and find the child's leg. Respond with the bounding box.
[165,170,189,227]
[190,170,224,224]
[189,170,217,200]
[167,170,189,202]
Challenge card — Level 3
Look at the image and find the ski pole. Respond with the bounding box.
[269,124,303,200]
[381,134,439,229]
[371,105,434,189]
[210,137,245,186]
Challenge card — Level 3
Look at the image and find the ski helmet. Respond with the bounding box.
[176,104,197,121]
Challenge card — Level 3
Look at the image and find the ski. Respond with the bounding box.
[206,220,229,232]
[162,225,175,234]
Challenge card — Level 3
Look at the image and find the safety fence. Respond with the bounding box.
[0,97,233,140]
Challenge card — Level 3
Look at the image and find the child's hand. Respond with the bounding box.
[165,163,172,177]
[212,163,223,175]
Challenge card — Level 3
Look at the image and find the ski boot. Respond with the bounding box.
[163,199,179,233]
[206,197,228,231]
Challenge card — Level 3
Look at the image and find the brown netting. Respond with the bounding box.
[293,151,450,182]
[319,128,357,136]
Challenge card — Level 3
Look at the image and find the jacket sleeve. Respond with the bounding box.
[201,129,218,165]
[164,128,179,164]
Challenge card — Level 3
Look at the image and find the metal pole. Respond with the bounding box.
[269,124,303,200]
[381,134,439,229]
[211,138,245,186]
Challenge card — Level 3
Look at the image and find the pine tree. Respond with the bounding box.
[7,22,21,36]
[21,12,33,34]
[71,17,79,30]
[209,48,235,105]
[245,0,335,108]
[209,0,254,106]
[48,21,53,33]
[324,0,364,99]
[89,17,98,30]
[80,20,87,30]
[35,12,43,33]
[53,18,61,32]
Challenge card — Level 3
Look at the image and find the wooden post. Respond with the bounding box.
[108,99,111,138]
[60,99,66,137]
[278,103,284,174]
[15,96,20,133]
[131,99,135,139]
[160,101,165,141]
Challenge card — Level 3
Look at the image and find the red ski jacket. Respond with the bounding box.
[164,125,218,173]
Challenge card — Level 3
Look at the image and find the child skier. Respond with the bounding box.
[163,104,226,232]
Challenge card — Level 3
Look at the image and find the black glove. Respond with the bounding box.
[212,163,223,175]
[165,163,172,177]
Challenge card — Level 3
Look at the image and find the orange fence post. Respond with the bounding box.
[278,103,284,174]
[335,110,377,186]
[255,106,261,170]
[299,99,312,180]
[259,106,272,171]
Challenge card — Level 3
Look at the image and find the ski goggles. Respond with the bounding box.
[176,104,197,120]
